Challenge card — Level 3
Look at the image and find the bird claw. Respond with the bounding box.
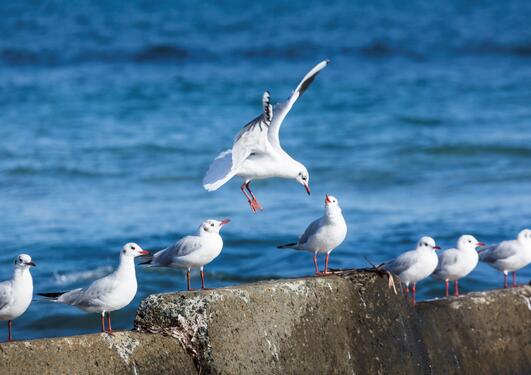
[248,199,263,213]
[315,271,334,277]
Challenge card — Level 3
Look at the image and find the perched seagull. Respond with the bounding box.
[432,235,484,297]
[278,195,347,275]
[0,254,35,342]
[38,243,148,334]
[203,60,329,213]
[143,219,230,290]
[479,228,531,288]
[379,237,440,305]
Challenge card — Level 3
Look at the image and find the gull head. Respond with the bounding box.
[295,166,310,195]
[201,219,230,234]
[325,194,340,207]
[457,234,485,251]
[416,236,440,252]
[517,228,531,244]
[14,254,36,268]
[122,243,149,258]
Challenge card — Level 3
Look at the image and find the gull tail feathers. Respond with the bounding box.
[277,243,298,249]
[203,149,237,191]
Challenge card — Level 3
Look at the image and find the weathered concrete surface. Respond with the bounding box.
[416,287,531,375]
[0,331,195,375]
[134,271,431,374]
[134,272,531,375]
[0,272,529,374]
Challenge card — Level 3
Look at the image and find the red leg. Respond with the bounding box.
[7,320,12,342]
[201,268,206,289]
[107,312,113,334]
[512,272,517,288]
[101,313,105,333]
[313,253,319,274]
[245,182,263,211]
[412,283,416,305]
[324,253,330,273]
[504,273,508,289]
[187,269,192,291]
[240,182,257,213]
[454,280,459,296]
[445,280,449,297]
[405,286,410,302]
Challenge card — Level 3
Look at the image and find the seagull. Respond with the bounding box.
[38,243,148,334]
[203,60,329,213]
[431,235,484,297]
[0,254,35,342]
[379,236,440,305]
[479,228,531,288]
[278,195,347,275]
[143,219,230,290]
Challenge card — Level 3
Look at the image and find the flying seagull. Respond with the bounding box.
[203,60,329,212]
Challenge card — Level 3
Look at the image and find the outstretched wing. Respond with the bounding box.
[151,236,203,266]
[268,60,329,149]
[203,92,272,191]
[232,91,273,167]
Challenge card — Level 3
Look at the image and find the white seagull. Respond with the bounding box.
[38,243,148,334]
[278,195,347,275]
[0,254,35,342]
[143,219,230,290]
[479,228,531,288]
[203,60,329,213]
[431,235,484,297]
[379,236,440,305]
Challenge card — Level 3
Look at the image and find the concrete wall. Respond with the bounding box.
[0,271,529,374]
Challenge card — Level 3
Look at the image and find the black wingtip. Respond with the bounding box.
[277,243,297,249]
[37,292,65,298]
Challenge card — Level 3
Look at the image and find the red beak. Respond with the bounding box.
[220,219,231,226]
[139,250,150,255]
[476,242,485,247]
[304,183,311,195]
[433,246,441,250]
[325,194,331,204]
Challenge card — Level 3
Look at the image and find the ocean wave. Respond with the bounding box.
[53,265,114,285]
[3,165,122,178]
[423,144,531,157]
[4,38,531,68]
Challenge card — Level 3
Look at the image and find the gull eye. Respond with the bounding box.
[210,223,214,227]
[131,245,136,250]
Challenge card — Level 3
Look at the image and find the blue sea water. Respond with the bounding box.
[1,0,531,340]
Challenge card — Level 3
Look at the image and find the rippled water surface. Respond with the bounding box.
[1,1,531,339]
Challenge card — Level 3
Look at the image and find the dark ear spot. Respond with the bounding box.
[122,249,126,254]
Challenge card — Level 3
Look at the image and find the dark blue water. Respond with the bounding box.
[1,1,531,340]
